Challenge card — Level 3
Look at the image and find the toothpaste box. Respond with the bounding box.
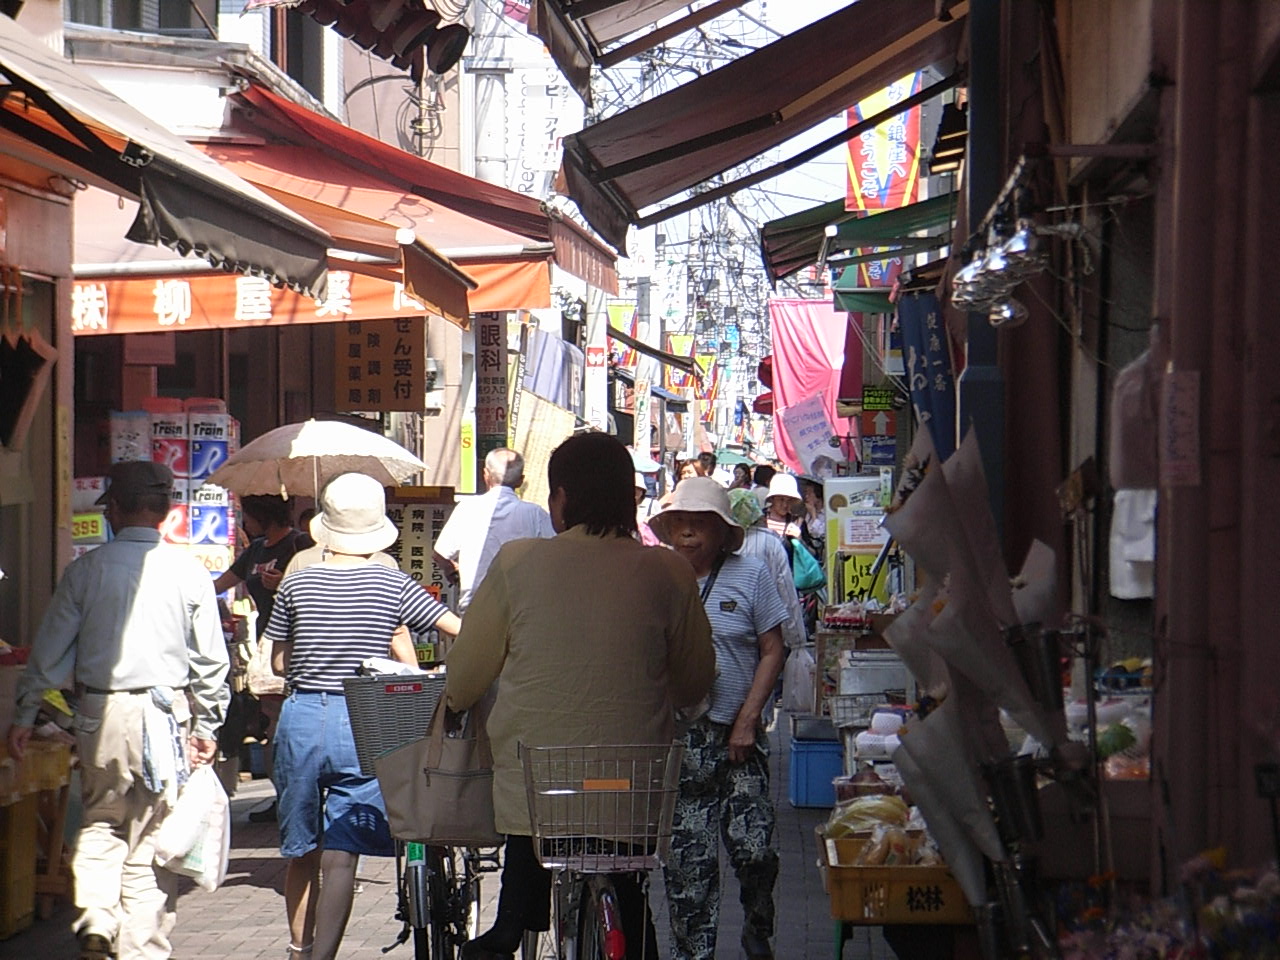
[151,411,190,479]
[160,503,189,545]
[190,482,231,507]
[188,440,229,480]
[189,505,231,545]
[188,413,233,442]
[169,478,190,505]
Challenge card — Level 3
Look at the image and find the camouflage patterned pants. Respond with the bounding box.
[663,717,778,960]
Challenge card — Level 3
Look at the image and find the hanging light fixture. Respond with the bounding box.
[988,297,1029,328]
[1002,216,1046,281]
[950,247,986,308]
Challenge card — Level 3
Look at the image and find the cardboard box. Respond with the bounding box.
[108,411,150,464]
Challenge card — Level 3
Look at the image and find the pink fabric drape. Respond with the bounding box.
[768,298,861,471]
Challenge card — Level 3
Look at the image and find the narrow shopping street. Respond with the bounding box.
[0,724,890,960]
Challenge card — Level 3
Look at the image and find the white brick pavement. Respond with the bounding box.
[0,725,892,960]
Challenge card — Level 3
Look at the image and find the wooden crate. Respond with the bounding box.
[0,793,38,939]
[819,832,970,925]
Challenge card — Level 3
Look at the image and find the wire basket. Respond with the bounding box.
[521,743,684,873]
[827,693,889,729]
[342,673,447,776]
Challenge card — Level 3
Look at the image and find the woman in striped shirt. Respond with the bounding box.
[265,472,459,960]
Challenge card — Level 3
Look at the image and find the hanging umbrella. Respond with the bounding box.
[715,449,756,466]
[203,419,426,498]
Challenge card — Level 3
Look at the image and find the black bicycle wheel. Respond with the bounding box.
[578,882,613,960]
[428,847,456,960]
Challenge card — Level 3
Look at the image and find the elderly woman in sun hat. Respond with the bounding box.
[650,477,787,960]
[265,472,460,960]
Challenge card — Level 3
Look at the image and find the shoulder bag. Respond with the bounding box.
[374,691,503,846]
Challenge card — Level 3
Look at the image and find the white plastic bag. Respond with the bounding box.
[154,766,230,891]
[781,647,816,714]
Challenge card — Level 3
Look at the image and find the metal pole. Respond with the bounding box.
[957,0,1005,533]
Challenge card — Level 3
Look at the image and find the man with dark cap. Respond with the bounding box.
[6,460,229,960]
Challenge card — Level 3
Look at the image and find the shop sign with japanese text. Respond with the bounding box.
[474,312,509,460]
[71,270,430,336]
[334,317,426,413]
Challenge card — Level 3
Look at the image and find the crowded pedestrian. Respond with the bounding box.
[6,460,230,960]
[213,494,304,821]
[750,464,776,508]
[729,463,753,491]
[763,473,804,539]
[264,472,458,960]
[445,432,715,960]
[697,451,719,482]
[432,448,554,613]
[649,478,787,960]
[728,489,806,651]
[635,472,662,545]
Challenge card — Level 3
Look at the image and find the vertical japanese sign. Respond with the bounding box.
[387,491,459,663]
[584,288,609,431]
[333,317,426,412]
[844,72,924,288]
[633,376,652,453]
[474,312,509,466]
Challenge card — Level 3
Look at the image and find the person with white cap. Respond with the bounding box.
[264,472,460,960]
[763,473,804,540]
[649,477,787,960]
[727,489,806,652]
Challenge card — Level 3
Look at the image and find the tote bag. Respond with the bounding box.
[787,536,826,591]
[374,693,503,846]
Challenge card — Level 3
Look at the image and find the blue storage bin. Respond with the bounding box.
[788,738,843,808]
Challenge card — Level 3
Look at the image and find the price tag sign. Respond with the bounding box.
[72,511,107,544]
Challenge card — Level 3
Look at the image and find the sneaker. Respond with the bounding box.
[79,932,114,960]
[248,799,278,823]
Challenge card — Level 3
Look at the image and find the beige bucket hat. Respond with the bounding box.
[649,476,745,552]
[310,472,399,555]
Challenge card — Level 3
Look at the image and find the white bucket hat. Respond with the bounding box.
[310,472,399,555]
[649,476,745,552]
[766,472,802,504]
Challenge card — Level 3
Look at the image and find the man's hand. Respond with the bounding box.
[728,712,759,765]
[189,736,218,767]
[260,567,284,592]
[5,725,33,762]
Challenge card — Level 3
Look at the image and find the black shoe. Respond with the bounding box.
[248,799,278,823]
[459,942,513,960]
[79,932,114,960]
[741,932,774,960]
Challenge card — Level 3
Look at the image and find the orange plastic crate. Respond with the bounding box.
[818,832,971,925]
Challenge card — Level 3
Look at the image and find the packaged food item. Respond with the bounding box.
[854,825,916,866]
[824,793,910,838]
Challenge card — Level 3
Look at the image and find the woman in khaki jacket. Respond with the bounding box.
[445,432,715,960]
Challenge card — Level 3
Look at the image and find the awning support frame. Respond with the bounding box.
[633,71,961,230]
[596,0,749,69]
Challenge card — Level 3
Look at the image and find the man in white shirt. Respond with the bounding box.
[433,448,555,612]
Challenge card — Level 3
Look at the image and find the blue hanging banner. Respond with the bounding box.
[896,292,956,460]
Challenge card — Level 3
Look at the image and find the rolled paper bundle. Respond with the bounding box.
[925,566,1066,749]
[898,696,1006,862]
[940,430,1020,630]
[883,582,949,696]
[892,748,994,907]
[1012,538,1059,627]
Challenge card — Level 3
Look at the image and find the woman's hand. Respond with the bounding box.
[728,710,759,765]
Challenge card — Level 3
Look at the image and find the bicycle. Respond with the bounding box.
[518,742,684,960]
[342,667,499,960]
[386,840,498,960]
